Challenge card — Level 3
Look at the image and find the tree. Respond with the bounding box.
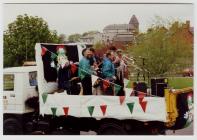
[4,14,60,67]
[127,20,193,77]
[59,34,67,43]
[82,30,99,37]
[68,33,82,42]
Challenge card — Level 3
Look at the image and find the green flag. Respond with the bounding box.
[88,106,95,116]
[114,84,121,95]
[126,80,131,88]
[42,93,48,104]
[127,103,135,114]
[51,53,57,60]
[51,107,57,116]
[80,74,86,80]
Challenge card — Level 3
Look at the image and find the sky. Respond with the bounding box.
[3,3,194,36]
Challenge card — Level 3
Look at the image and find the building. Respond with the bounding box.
[79,15,139,46]
[102,15,139,46]
[80,32,103,44]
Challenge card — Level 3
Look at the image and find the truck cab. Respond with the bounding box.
[3,66,38,134]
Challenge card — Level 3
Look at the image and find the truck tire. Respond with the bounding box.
[97,123,127,135]
[3,118,23,135]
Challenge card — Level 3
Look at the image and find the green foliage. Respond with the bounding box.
[82,30,99,36]
[68,33,82,42]
[93,41,105,50]
[127,20,193,77]
[4,14,60,67]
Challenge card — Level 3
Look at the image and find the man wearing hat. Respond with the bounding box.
[78,48,93,95]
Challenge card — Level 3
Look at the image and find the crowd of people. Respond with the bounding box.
[56,46,127,96]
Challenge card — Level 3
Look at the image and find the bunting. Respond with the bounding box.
[119,96,125,105]
[41,47,47,56]
[140,101,147,113]
[88,106,95,116]
[51,53,57,60]
[50,61,56,68]
[103,80,110,91]
[114,84,121,95]
[63,107,69,116]
[100,105,107,116]
[127,103,135,114]
[51,107,57,116]
[71,64,77,74]
[138,93,147,113]
[42,92,48,104]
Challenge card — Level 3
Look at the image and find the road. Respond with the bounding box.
[80,122,193,135]
[166,122,193,135]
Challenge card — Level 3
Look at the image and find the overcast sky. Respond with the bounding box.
[3,3,194,35]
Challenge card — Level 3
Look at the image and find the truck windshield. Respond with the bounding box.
[3,74,14,91]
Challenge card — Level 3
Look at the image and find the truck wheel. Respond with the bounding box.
[98,123,127,135]
[3,118,23,135]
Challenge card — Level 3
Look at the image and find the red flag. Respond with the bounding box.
[103,80,110,91]
[140,101,147,112]
[71,64,77,74]
[63,107,69,116]
[138,91,145,103]
[41,47,47,56]
[100,105,107,116]
[119,96,125,105]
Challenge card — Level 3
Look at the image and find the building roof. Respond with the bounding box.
[129,15,139,24]
[4,66,38,73]
[103,24,135,31]
[113,33,134,42]
[189,27,194,34]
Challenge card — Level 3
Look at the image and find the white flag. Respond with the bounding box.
[92,75,98,86]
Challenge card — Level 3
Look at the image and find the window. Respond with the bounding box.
[29,71,37,86]
[4,74,14,91]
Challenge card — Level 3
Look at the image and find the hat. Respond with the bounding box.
[117,49,122,52]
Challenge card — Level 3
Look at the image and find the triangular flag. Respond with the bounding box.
[124,79,129,87]
[88,106,95,116]
[71,64,77,74]
[114,84,121,95]
[138,91,145,103]
[42,93,48,104]
[80,74,86,80]
[41,47,47,56]
[126,80,131,88]
[63,107,69,116]
[127,103,135,114]
[51,53,57,60]
[140,101,147,113]
[92,75,98,86]
[51,107,57,116]
[103,80,110,91]
[50,61,56,68]
[119,96,125,105]
[100,105,107,116]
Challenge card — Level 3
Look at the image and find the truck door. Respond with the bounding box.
[3,74,16,110]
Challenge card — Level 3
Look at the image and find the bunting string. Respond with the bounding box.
[41,46,159,97]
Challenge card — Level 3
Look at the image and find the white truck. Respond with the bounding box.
[3,43,193,135]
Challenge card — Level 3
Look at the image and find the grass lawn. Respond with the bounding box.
[126,77,193,89]
[167,77,193,89]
